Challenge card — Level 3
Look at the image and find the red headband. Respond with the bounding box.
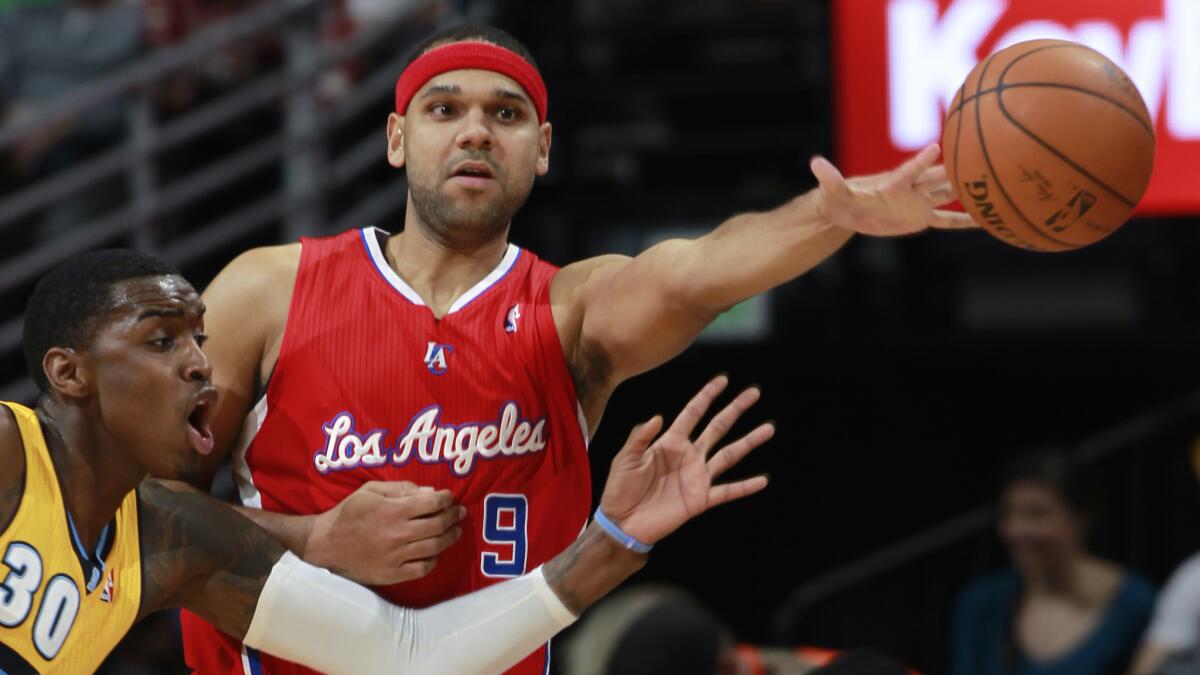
[394,41,548,123]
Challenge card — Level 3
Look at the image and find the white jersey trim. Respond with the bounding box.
[576,401,590,451]
[232,394,270,509]
[361,227,521,315]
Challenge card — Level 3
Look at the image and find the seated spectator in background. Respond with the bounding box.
[1130,551,1200,675]
[562,585,915,675]
[951,447,1155,675]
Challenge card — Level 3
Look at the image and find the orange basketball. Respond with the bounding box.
[941,39,1156,252]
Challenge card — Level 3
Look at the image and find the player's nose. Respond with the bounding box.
[182,341,212,383]
[455,107,493,151]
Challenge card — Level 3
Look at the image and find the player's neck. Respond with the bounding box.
[36,400,143,549]
[384,223,511,318]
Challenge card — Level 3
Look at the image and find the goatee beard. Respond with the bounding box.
[409,179,530,250]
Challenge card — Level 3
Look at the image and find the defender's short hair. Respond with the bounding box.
[23,249,182,394]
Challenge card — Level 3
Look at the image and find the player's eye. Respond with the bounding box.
[149,336,174,350]
[194,332,209,348]
[431,103,454,117]
[497,107,517,121]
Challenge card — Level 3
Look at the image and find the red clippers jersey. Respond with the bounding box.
[181,228,592,675]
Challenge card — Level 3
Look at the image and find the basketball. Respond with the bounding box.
[941,39,1156,252]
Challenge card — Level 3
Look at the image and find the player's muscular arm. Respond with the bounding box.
[185,244,300,489]
[555,145,971,411]
[553,202,848,401]
[135,480,282,633]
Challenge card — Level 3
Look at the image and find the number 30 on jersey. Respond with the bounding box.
[0,542,81,660]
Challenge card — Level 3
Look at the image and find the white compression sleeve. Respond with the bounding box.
[243,551,577,675]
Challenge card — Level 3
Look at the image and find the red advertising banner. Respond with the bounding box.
[833,0,1200,214]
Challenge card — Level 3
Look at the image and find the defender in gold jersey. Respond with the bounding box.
[0,250,772,674]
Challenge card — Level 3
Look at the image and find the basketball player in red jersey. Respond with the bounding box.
[177,24,972,674]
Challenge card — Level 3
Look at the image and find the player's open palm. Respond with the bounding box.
[811,142,975,236]
[598,376,773,546]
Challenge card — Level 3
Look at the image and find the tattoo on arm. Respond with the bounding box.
[136,480,284,639]
[542,523,645,616]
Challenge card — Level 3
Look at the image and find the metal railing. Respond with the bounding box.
[0,0,442,401]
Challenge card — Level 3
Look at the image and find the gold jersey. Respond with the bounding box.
[0,402,142,674]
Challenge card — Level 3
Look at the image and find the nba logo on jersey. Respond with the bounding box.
[424,342,453,375]
[505,304,521,333]
[101,569,115,603]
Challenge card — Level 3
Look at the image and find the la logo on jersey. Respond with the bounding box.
[424,342,453,375]
[505,304,521,333]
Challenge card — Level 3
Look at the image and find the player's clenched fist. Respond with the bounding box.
[305,480,466,585]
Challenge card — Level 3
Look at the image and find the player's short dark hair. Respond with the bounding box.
[406,23,539,71]
[998,445,1097,519]
[23,249,181,395]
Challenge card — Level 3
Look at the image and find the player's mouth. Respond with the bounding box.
[449,161,496,189]
[186,387,218,456]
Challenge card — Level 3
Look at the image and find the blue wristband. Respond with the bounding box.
[593,508,653,554]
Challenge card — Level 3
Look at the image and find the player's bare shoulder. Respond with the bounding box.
[205,243,302,315]
[202,243,302,378]
[550,254,632,337]
[0,404,24,534]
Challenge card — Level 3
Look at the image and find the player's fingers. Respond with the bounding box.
[408,504,467,539]
[707,422,775,479]
[615,415,663,461]
[917,163,947,186]
[396,489,456,518]
[399,526,463,560]
[363,480,421,497]
[925,186,957,207]
[810,156,852,200]
[667,375,729,438]
[893,143,941,186]
[930,209,978,230]
[708,475,770,508]
[393,557,438,582]
[694,386,760,455]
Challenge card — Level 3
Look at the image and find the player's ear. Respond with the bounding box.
[536,121,551,177]
[43,347,89,400]
[386,113,406,169]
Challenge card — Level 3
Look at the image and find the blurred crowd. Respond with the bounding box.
[0,0,441,259]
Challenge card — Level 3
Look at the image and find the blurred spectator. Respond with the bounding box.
[562,585,913,675]
[1129,440,1200,675]
[1130,551,1200,674]
[951,448,1155,675]
[0,0,143,238]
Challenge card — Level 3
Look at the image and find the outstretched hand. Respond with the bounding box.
[599,375,773,546]
[811,142,976,236]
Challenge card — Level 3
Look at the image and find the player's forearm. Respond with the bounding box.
[543,521,646,614]
[677,191,853,312]
[150,478,318,558]
[242,541,638,675]
[231,506,318,559]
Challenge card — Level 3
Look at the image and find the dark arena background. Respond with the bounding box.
[2,0,1200,673]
